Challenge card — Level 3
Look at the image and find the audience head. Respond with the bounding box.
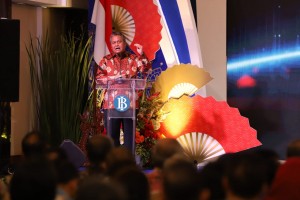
[151,138,184,168]
[252,148,280,186]
[112,166,150,200]
[54,160,79,199]
[162,154,198,200]
[10,157,56,200]
[287,139,300,158]
[86,134,114,164]
[85,134,114,174]
[197,160,226,200]
[55,160,79,183]
[76,177,127,200]
[45,146,68,163]
[223,152,269,200]
[21,130,47,158]
[106,146,137,176]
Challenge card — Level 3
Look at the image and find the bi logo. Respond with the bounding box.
[114,95,130,112]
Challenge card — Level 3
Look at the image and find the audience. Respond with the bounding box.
[162,154,199,200]
[76,177,127,200]
[105,146,137,177]
[54,160,79,200]
[9,157,57,200]
[0,179,9,200]
[197,156,228,200]
[1,131,50,200]
[260,139,300,200]
[112,166,150,200]
[45,146,68,163]
[286,139,300,158]
[147,138,184,200]
[21,130,47,159]
[9,132,300,200]
[252,148,280,187]
[222,152,269,200]
[265,157,300,200]
[81,134,114,178]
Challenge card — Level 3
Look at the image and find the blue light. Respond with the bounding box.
[227,50,300,70]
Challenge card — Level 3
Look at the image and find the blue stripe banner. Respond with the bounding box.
[159,0,191,64]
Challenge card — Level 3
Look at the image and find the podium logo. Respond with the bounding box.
[114,95,130,112]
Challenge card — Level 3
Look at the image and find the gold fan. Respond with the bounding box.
[154,64,213,101]
[177,132,225,164]
[111,5,135,45]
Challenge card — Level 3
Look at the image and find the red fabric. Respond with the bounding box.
[265,158,300,200]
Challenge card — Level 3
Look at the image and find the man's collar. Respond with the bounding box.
[112,52,130,59]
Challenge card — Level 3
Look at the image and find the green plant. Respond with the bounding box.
[27,33,92,146]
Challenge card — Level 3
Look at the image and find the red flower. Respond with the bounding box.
[135,89,166,167]
[145,122,154,130]
[144,129,152,138]
[135,131,145,143]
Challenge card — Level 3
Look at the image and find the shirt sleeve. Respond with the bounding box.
[96,58,107,80]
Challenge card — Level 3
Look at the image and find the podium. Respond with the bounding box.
[96,78,146,154]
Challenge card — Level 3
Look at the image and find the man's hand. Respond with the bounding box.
[134,43,143,55]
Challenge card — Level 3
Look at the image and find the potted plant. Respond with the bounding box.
[27,32,92,146]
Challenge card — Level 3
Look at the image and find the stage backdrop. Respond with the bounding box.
[87,0,205,94]
[87,0,262,164]
[227,0,300,159]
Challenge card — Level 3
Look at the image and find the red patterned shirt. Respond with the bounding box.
[96,52,151,109]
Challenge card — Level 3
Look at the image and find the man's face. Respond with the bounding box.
[111,35,126,54]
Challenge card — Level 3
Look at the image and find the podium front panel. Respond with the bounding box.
[107,108,134,119]
[105,79,145,119]
[101,78,146,155]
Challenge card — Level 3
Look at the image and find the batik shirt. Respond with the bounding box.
[96,51,151,109]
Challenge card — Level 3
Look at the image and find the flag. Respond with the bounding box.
[90,0,112,64]
[89,0,205,93]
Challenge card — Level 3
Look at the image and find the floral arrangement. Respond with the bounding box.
[135,89,167,167]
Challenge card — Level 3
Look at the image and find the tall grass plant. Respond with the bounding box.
[27,33,92,146]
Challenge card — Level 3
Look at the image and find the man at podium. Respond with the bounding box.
[96,31,151,153]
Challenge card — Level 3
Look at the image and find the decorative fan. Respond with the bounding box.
[177,132,225,164]
[111,5,135,45]
[111,0,162,61]
[169,83,199,99]
[153,64,213,101]
[160,95,261,157]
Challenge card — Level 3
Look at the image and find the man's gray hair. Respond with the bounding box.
[110,31,126,43]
